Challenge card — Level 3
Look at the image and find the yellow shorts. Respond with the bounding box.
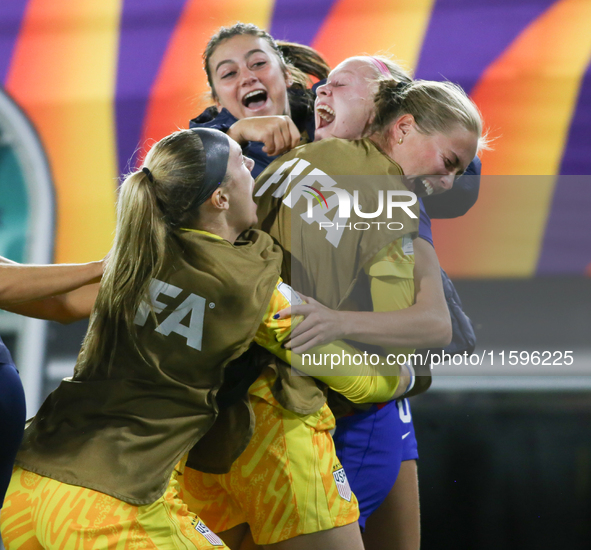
[178,371,359,545]
[0,466,229,550]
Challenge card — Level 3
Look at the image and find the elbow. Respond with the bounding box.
[56,315,81,325]
[437,318,453,348]
[425,313,452,348]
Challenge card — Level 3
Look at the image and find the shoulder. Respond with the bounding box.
[189,107,237,132]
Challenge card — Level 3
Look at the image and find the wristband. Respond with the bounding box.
[403,362,416,395]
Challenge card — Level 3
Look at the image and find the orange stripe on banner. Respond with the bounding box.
[6,0,121,263]
[140,0,274,151]
[311,0,434,71]
[432,0,591,278]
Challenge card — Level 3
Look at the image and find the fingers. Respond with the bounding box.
[274,306,291,320]
[274,304,311,321]
[284,317,324,351]
[262,117,301,156]
[262,129,279,156]
[284,117,301,151]
[230,116,302,156]
[291,334,325,354]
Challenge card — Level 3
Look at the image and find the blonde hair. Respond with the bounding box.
[76,129,213,377]
[372,79,489,152]
[366,55,412,85]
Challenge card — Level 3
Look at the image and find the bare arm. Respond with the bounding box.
[280,238,452,353]
[3,283,100,324]
[342,238,451,349]
[0,256,103,306]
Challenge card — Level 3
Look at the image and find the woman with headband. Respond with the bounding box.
[0,127,412,550]
[0,128,261,550]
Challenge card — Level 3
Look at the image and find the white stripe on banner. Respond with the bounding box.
[195,520,225,546]
[333,467,352,502]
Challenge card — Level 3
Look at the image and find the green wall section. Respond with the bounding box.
[0,142,29,262]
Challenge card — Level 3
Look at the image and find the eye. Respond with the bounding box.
[251,60,267,69]
[220,70,236,79]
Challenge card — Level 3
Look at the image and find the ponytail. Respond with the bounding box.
[76,130,207,377]
[277,41,330,86]
[76,171,168,376]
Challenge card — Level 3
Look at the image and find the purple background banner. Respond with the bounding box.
[415,0,557,93]
[0,0,29,84]
[115,0,187,175]
[270,0,338,46]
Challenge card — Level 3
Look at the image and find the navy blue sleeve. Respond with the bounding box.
[189,107,236,133]
[418,198,434,247]
[422,156,481,219]
[189,108,275,178]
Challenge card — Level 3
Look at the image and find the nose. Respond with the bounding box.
[316,83,331,96]
[245,156,255,172]
[440,174,454,191]
[240,67,258,86]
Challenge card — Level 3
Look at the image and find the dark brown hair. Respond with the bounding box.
[203,23,330,129]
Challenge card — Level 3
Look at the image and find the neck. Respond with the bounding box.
[190,218,241,244]
[368,133,413,192]
[368,132,393,158]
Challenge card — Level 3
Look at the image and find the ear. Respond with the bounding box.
[391,113,415,142]
[285,69,294,87]
[209,187,230,211]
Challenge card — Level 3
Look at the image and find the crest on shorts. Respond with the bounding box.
[194,520,225,546]
[332,466,352,502]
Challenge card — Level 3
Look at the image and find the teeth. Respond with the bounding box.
[316,104,335,122]
[244,90,266,100]
[422,179,434,195]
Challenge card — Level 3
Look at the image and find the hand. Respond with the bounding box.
[227,116,301,156]
[275,294,346,353]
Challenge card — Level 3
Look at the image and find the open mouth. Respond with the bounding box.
[407,177,434,197]
[316,104,335,129]
[242,90,268,111]
[419,178,434,196]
